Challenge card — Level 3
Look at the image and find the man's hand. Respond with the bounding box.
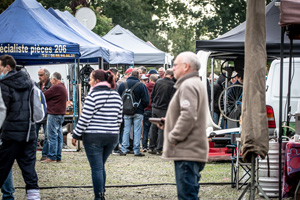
[157,117,165,130]
[72,138,77,146]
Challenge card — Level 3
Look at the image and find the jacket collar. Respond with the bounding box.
[174,72,199,89]
[127,76,139,81]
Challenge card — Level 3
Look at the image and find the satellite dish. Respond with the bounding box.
[75,7,97,30]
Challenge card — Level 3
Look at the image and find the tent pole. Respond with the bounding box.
[73,59,77,127]
[98,57,103,70]
[279,26,285,200]
[286,38,293,132]
[211,58,215,116]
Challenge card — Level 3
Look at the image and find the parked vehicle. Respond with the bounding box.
[266,57,300,136]
[197,51,300,149]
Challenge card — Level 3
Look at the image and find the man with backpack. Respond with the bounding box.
[0,55,40,200]
[118,69,149,156]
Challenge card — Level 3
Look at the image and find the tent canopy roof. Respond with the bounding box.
[0,0,121,65]
[48,8,134,65]
[0,0,81,65]
[196,0,300,59]
[103,25,171,66]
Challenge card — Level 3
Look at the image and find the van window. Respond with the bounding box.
[271,62,300,98]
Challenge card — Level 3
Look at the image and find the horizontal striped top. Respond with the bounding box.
[73,86,123,138]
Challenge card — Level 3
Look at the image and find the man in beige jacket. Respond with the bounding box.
[161,51,208,200]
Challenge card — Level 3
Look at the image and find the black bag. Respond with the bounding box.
[121,82,142,115]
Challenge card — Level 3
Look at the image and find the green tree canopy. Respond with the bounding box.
[0,0,273,58]
[0,0,14,14]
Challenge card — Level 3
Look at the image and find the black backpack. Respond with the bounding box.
[121,82,142,115]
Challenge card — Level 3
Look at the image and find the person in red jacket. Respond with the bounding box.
[42,72,67,163]
[142,74,158,152]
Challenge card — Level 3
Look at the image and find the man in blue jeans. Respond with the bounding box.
[161,52,209,200]
[43,72,67,163]
[36,68,52,161]
[118,69,149,156]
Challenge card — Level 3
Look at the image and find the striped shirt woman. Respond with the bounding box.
[72,69,122,200]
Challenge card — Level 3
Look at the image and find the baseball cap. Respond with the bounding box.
[147,69,158,77]
[141,74,148,80]
[231,71,238,78]
[125,68,133,74]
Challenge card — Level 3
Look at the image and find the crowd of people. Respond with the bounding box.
[0,52,209,200]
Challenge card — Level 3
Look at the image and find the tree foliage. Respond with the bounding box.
[195,0,273,39]
[1,0,274,57]
[100,0,156,41]
[0,0,14,14]
[38,0,71,10]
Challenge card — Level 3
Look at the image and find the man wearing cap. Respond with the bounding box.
[117,68,133,87]
[149,69,176,155]
[140,74,148,85]
[148,69,158,77]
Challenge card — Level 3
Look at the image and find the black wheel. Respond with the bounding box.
[218,84,243,122]
[221,60,236,79]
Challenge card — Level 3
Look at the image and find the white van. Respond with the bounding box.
[266,58,300,136]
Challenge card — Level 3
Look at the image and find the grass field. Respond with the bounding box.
[9,150,285,199]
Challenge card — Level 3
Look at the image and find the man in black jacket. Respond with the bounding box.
[118,69,149,156]
[0,55,40,199]
[149,69,176,155]
[213,74,225,127]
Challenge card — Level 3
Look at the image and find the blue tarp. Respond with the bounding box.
[0,0,81,64]
[103,25,171,66]
[48,8,134,65]
[0,0,110,65]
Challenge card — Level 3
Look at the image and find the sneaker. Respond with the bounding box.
[156,151,162,155]
[142,148,147,152]
[41,158,56,163]
[119,151,127,156]
[148,149,156,154]
[134,153,145,157]
[112,150,120,155]
[40,156,47,161]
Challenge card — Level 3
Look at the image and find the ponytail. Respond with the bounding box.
[105,70,115,89]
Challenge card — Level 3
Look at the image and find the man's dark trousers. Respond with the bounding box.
[149,107,167,152]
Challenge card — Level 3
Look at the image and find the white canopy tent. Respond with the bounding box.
[103,25,172,66]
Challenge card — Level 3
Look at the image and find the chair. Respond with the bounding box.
[228,134,258,190]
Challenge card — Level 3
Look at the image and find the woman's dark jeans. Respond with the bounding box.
[83,134,118,200]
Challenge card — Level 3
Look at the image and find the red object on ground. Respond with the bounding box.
[208,146,232,162]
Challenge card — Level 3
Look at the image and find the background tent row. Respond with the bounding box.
[0,0,134,65]
[103,25,172,66]
[196,0,300,59]
[48,8,134,65]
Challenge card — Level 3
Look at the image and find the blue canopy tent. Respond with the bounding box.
[0,0,120,65]
[0,0,109,126]
[0,0,81,65]
[48,8,134,65]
